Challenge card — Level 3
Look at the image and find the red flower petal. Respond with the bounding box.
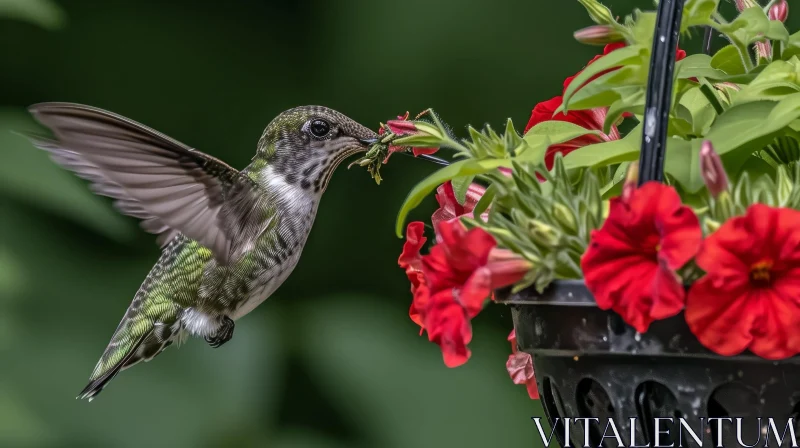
[459,266,492,318]
[412,147,438,156]
[399,222,430,333]
[524,95,620,170]
[431,181,488,234]
[686,204,800,359]
[399,221,426,274]
[582,182,702,333]
[506,352,540,400]
[386,119,418,135]
[425,294,473,367]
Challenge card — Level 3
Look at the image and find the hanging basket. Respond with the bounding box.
[492,0,800,446]
[496,281,800,447]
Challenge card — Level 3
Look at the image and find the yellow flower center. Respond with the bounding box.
[750,260,773,285]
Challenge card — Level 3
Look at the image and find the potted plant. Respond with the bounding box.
[359,0,800,446]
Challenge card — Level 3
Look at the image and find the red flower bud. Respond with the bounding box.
[756,40,772,62]
[573,25,624,45]
[386,119,418,135]
[769,0,788,22]
[700,140,728,198]
[734,0,759,11]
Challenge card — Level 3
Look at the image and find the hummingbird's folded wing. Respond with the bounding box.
[28,102,271,265]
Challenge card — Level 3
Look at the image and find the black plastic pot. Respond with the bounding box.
[497,281,800,447]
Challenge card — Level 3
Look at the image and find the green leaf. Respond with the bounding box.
[0,109,134,242]
[523,120,602,147]
[664,138,703,192]
[450,175,475,205]
[0,0,66,30]
[562,124,642,169]
[562,45,648,110]
[699,94,800,187]
[600,161,630,197]
[767,20,791,44]
[604,90,645,134]
[561,69,641,111]
[472,183,496,217]
[733,59,800,104]
[681,0,718,30]
[740,154,776,182]
[715,7,788,54]
[676,86,717,136]
[710,45,747,75]
[395,158,512,237]
[630,11,657,45]
[676,54,728,80]
[783,30,800,60]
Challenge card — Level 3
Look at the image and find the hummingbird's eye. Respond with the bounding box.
[308,119,331,138]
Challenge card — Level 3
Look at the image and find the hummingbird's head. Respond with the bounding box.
[256,105,378,194]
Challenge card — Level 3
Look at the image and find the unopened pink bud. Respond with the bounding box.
[755,40,772,62]
[734,0,759,12]
[573,25,624,45]
[769,0,788,22]
[700,140,729,198]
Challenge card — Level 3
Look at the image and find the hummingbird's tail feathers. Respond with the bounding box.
[77,331,150,401]
[78,321,181,401]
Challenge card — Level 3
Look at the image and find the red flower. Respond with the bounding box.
[686,204,800,360]
[524,43,686,170]
[398,220,532,367]
[425,293,474,367]
[431,181,489,241]
[525,96,620,170]
[399,222,429,332]
[422,222,498,317]
[506,330,539,399]
[581,182,702,333]
[379,111,438,162]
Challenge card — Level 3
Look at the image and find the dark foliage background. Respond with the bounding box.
[2,1,794,446]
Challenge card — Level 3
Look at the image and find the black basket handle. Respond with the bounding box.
[637,0,688,185]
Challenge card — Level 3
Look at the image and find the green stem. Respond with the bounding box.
[733,41,755,72]
[698,78,726,114]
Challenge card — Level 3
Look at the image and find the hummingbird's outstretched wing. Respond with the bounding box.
[28,102,271,265]
[26,137,181,246]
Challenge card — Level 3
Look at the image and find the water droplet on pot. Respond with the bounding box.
[602,336,608,341]
[634,333,641,342]
[737,370,744,378]
[660,36,665,43]
[581,318,587,325]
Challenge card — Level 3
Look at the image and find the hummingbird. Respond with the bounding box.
[27,103,379,400]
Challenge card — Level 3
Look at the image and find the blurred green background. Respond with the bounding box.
[2,1,794,447]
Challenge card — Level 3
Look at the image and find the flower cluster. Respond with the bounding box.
[386,0,800,402]
[582,153,800,359]
[399,183,532,367]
